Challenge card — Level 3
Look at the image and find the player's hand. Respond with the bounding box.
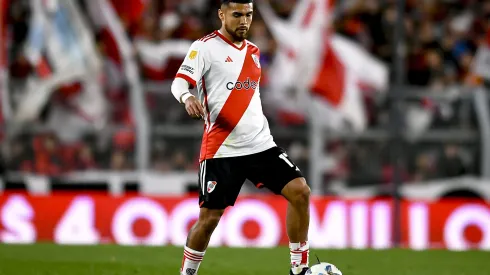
[184,96,205,120]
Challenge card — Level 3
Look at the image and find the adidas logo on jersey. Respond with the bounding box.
[225,56,233,62]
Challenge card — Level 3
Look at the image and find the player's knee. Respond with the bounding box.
[288,181,310,207]
[198,209,224,234]
[296,184,311,206]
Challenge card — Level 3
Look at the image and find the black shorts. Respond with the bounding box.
[198,146,304,209]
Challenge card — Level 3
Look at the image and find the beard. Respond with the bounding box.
[226,25,249,42]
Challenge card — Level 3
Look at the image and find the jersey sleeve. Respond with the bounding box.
[175,41,207,89]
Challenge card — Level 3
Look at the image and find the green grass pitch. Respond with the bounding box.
[0,244,488,275]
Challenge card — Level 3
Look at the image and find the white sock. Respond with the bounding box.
[181,246,205,275]
[290,241,309,274]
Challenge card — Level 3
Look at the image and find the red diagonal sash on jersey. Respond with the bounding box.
[200,45,261,161]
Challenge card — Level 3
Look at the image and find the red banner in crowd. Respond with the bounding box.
[0,193,489,250]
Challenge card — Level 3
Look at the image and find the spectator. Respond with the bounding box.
[437,144,467,178]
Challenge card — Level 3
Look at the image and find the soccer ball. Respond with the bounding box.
[307,262,343,275]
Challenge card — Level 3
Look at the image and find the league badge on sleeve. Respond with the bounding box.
[189,50,198,60]
[251,54,261,68]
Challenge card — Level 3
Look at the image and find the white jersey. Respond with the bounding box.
[176,30,276,162]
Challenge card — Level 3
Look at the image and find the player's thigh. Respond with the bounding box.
[247,147,304,195]
[198,157,246,209]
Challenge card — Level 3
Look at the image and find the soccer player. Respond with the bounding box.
[171,1,311,274]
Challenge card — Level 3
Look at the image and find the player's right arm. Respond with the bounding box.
[171,41,207,119]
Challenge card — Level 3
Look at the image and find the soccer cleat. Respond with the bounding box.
[290,266,309,275]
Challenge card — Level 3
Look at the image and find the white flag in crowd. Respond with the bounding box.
[258,0,388,132]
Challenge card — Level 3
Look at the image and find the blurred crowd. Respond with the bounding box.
[2,0,486,185]
[339,0,490,87]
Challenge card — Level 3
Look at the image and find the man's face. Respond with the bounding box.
[219,3,253,42]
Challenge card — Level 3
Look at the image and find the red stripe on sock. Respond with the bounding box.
[184,253,203,259]
[185,256,202,262]
[181,256,186,272]
[301,250,308,265]
[184,251,204,261]
[290,249,309,254]
[185,256,203,261]
[184,250,204,258]
[184,252,203,259]
[184,256,203,262]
